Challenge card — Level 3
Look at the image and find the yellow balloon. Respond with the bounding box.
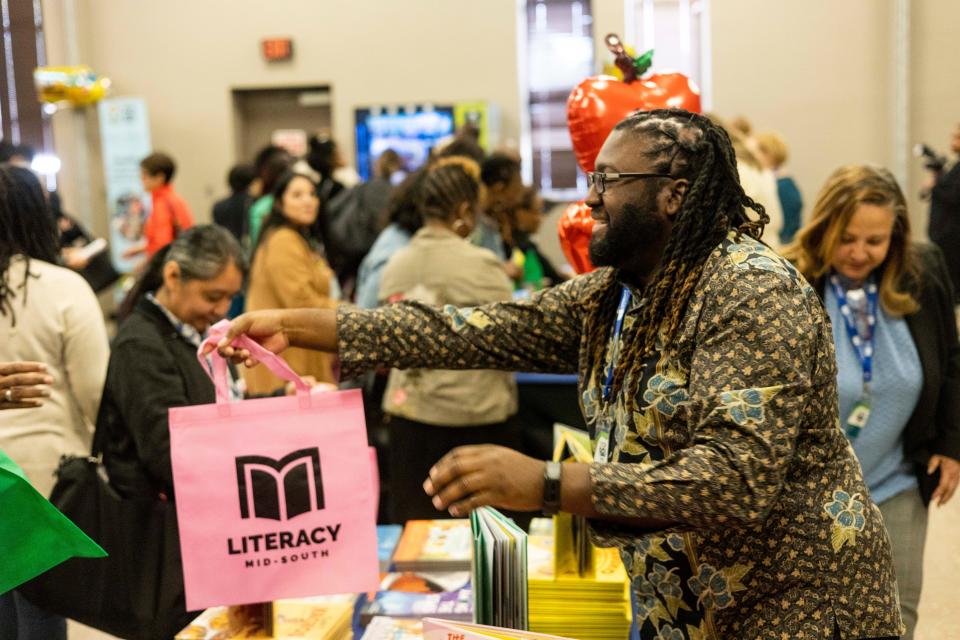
[34,65,110,106]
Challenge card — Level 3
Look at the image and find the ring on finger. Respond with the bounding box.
[4,388,13,402]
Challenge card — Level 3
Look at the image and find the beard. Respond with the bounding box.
[588,198,665,269]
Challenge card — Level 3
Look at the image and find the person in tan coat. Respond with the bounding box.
[244,171,337,394]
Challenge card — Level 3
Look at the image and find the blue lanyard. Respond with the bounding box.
[829,275,878,391]
[602,286,632,402]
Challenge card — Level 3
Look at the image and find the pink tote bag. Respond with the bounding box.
[169,321,379,610]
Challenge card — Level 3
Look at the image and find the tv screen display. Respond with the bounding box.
[355,106,455,181]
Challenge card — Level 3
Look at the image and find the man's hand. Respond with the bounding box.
[929,454,960,506]
[206,310,292,367]
[0,362,53,410]
[423,445,546,516]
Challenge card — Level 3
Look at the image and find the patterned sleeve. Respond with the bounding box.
[337,269,612,380]
[590,268,821,529]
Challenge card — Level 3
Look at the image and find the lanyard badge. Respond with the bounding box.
[829,275,879,441]
[594,286,632,463]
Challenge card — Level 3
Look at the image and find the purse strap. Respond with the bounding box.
[197,319,312,405]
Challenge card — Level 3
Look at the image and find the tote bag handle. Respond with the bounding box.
[197,319,312,406]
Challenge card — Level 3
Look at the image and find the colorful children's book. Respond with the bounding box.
[378,525,404,572]
[269,594,357,638]
[175,607,269,639]
[360,616,424,640]
[358,571,472,626]
[392,520,472,572]
[470,507,527,630]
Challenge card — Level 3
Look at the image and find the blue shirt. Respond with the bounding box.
[776,176,803,245]
[826,284,922,503]
[355,223,412,309]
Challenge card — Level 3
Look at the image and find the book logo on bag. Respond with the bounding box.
[235,448,325,521]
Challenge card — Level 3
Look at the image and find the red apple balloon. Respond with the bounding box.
[567,34,701,174]
[557,201,595,275]
[558,34,701,274]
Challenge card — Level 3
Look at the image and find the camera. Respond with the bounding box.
[914,143,947,172]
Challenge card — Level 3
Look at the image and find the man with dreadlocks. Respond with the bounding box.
[213,109,902,639]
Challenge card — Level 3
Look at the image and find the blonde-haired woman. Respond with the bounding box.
[785,164,960,640]
[706,114,785,250]
[755,131,803,245]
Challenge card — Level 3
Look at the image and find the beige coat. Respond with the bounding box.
[379,225,517,426]
[243,227,337,394]
[0,257,109,495]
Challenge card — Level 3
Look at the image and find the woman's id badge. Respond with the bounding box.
[594,416,613,463]
[844,397,871,441]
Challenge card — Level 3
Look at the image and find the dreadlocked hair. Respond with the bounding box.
[584,108,769,398]
[418,156,482,222]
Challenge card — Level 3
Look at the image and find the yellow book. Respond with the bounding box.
[271,595,356,638]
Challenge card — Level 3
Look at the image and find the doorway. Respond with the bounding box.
[232,86,332,162]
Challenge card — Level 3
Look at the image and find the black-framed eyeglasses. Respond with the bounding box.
[586,171,676,195]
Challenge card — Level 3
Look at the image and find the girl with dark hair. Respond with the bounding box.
[247,146,292,247]
[244,172,338,395]
[0,165,109,639]
[97,224,246,637]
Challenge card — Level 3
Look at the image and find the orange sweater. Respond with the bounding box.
[145,184,194,256]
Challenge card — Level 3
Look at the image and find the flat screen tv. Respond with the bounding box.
[354,105,455,181]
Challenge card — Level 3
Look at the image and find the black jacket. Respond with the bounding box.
[813,243,960,505]
[97,297,215,500]
[211,192,251,242]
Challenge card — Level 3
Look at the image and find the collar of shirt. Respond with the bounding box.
[145,293,244,400]
[621,283,646,316]
[146,292,203,348]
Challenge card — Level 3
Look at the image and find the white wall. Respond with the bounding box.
[711,0,896,220]
[45,0,529,234]
[43,0,960,240]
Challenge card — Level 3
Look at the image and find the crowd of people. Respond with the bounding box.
[0,112,957,640]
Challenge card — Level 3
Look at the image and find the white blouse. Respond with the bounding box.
[0,257,109,495]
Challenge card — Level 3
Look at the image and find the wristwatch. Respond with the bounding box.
[542,461,562,516]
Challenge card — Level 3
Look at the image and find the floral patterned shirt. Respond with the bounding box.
[338,232,903,640]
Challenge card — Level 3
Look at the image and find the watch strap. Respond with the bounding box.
[542,461,562,515]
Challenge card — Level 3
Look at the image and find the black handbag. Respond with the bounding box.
[18,430,196,639]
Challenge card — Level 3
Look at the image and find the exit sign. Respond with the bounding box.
[262,38,293,62]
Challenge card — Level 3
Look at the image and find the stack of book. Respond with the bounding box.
[527,518,631,640]
[470,507,528,631]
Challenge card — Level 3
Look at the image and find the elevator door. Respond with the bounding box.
[232,86,332,162]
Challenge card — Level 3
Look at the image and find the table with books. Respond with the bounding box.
[176,426,632,640]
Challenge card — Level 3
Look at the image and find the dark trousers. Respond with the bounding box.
[386,414,524,525]
[0,591,66,640]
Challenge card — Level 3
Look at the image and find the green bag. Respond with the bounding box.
[0,448,106,594]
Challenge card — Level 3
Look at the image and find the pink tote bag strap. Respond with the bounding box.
[197,319,312,404]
